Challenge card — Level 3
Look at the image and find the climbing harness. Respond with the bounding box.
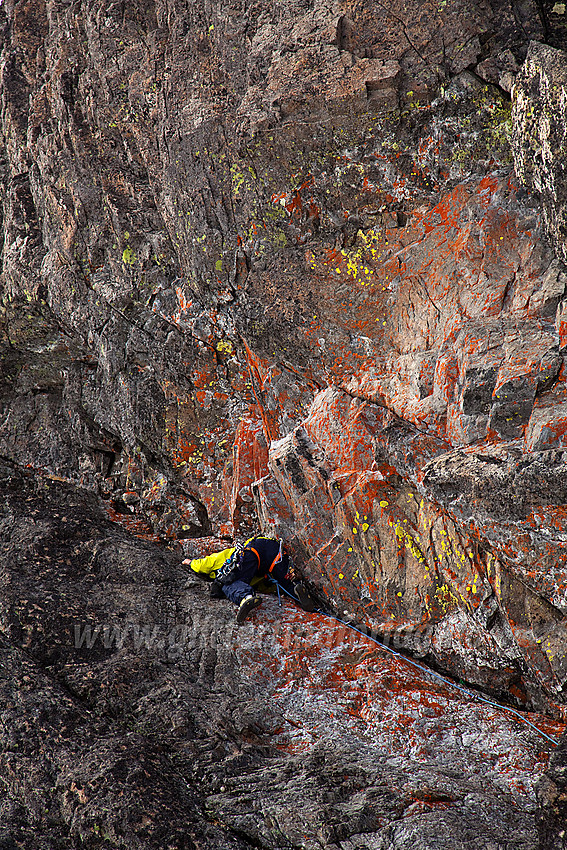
[211,535,284,585]
[248,541,282,574]
[270,580,562,748]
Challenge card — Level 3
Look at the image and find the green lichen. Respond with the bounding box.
[443,87,513,170]
[268,230,288,250]
[122,246,136,265]
[230,162,257,199]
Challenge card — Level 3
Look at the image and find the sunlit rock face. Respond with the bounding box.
[1,0,567,845]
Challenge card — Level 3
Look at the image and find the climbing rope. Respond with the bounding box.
[271,580,562,748]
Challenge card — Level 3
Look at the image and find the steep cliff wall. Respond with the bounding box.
[1,1,567,845]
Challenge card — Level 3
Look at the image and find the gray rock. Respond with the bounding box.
[0,461,556,848]
[512,41,567,266]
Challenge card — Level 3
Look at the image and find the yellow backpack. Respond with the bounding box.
[189,547,235,580]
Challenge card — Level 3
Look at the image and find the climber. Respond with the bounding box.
[185,535,317,624]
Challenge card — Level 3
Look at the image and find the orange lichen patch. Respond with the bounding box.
[303,389,381,471]
[410,182,473,237]
[240,336,280,442]
[152,283,196,328]
[303,387,451,487]
[229,414,269,532]
[103,504,162,542]
[527,504,567,534]
[494,339,556,395]
[526,403,567,451]
[170,437,201,468]
[271,176,318,221]
[305,172,553,443]
[557,304,567,350]
[346,471,391,515]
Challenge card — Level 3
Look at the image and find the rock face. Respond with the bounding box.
[0,459,563,848]
[1,0,567,845]
[538,734,567,849]
[512,41,567,268]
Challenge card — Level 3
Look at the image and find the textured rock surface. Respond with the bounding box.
[255,394,567,716]
[0,460,563,848]
[512,41,567,267]
[1,0,567,845]
[538,735,567,849]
